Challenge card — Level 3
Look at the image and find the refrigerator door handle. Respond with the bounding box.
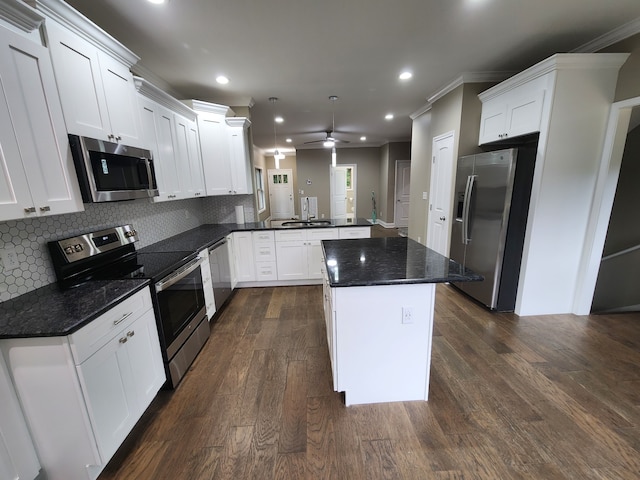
[462,175,477,245]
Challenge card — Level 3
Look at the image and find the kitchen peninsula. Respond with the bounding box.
[321,237,482,406]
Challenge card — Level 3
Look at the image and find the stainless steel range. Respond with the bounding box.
[48,225,210,388]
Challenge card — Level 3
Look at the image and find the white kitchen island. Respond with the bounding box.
[322,237,481,406]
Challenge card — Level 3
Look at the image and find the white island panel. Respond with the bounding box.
[332,283,435,406]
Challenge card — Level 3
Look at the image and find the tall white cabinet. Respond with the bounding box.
[35,0,143,147]
[477,53,629,316]
[0,0,83,222]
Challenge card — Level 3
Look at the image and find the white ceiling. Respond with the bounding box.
[64,0,640,152]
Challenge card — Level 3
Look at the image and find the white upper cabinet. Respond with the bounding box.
[35,0,143,147]
[136,77,204,201]
[478,74,548,144]
[0,1,83,222]
[226,117,253,195]
[190,100,253,196]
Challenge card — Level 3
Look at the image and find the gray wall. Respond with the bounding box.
[378,142,411,225]
[296,147,381,220]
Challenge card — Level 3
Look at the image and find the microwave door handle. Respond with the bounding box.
[461,175,476,245]
[145,158,155,189]
[155,257,203,292]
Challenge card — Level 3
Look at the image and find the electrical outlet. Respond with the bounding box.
[1,248,19,271]
[422,191,428,200]
[402,306,414,324]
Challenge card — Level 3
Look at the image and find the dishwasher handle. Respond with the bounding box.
[208,238,227,253]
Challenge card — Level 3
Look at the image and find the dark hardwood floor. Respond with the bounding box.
[98,282,640,479]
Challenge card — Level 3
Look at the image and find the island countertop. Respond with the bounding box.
[322,237,483,287]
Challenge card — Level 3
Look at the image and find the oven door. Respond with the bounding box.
[155,257,206,359]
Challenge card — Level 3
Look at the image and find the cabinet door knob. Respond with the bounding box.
[40,206,51,212]
[126,330,135,338]
[119,337,128,344]
[440,216,446,221]
[24,207,36,213]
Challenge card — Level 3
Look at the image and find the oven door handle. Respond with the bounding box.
[155,257,203,293]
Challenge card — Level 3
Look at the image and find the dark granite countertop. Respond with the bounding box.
[0,279,150,339]
[139,219,372,254]
[0,219,372,339]
[322,237,483,287]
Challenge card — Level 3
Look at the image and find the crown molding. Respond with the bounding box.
[427,72,512,105]
[34,0,139,66]
[186,100,232,117]
[0,0,43,33]
[410,102,432,120]
[134,76,196,119]
[572,16,640,53]
[226,117,251,129]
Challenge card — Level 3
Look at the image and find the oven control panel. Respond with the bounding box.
[55,225,139,263]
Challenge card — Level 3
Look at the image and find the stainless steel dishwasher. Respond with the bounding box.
[208,238,232,313]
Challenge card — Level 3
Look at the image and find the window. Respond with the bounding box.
[255,167,266,212]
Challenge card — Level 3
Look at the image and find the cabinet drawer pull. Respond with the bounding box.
[119,337,128,344]
[114,311,133,326]
[126,330,135,338]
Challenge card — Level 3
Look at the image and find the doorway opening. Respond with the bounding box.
[330,164,357,220]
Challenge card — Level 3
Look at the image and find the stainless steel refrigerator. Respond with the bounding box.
[449,146,536,311]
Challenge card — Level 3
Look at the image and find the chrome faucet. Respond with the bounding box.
[306,196,315,220]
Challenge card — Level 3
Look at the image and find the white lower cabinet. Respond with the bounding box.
[275,229,341,281]
[253,231,277,281]
[0,287,165,480]
[232,231,256,282]
[338,226,371,239]
[0,352,40,480]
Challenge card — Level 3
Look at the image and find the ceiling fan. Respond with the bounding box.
[303,95,350,147]
[303,130,350,147]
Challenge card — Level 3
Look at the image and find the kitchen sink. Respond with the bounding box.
[281,220,334,227]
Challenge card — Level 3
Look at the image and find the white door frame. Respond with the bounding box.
[574,96,640,314]
[427,131,455,256]
[394,160,411,228]
[330,164,357,219]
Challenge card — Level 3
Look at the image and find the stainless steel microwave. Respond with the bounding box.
[68,134,158,202]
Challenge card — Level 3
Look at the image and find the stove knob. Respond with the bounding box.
[64,247,74,254]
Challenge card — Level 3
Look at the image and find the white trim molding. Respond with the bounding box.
[572,17,640,53]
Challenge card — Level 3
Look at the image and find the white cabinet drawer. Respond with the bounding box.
[338,227,371,239]
[256,262,278,281]
[306,228,340,241]
[253,231,275,244]
[275,229,306,242]
[69,288,153,364]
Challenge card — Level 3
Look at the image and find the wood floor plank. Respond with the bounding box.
[98,283,640,480]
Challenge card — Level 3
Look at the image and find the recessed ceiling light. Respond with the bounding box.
[147,0,166,5]
[286,138,292,143]
[360,136,367,141]
[274,116,284,123]
[216,75,229,84]
[399,71,413,80]
[385,113,394,120]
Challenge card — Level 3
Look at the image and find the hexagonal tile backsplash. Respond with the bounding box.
[0,195,255,302]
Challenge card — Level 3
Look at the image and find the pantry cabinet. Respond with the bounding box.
[1,287,164,480]
[477,53,629,316]
[0,1,83,222]
[37,0,143,147]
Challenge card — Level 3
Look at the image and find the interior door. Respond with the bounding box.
[394,160,411,228]
[330,166,347,219]
[268,169,294,219]
[427,132,455,255]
